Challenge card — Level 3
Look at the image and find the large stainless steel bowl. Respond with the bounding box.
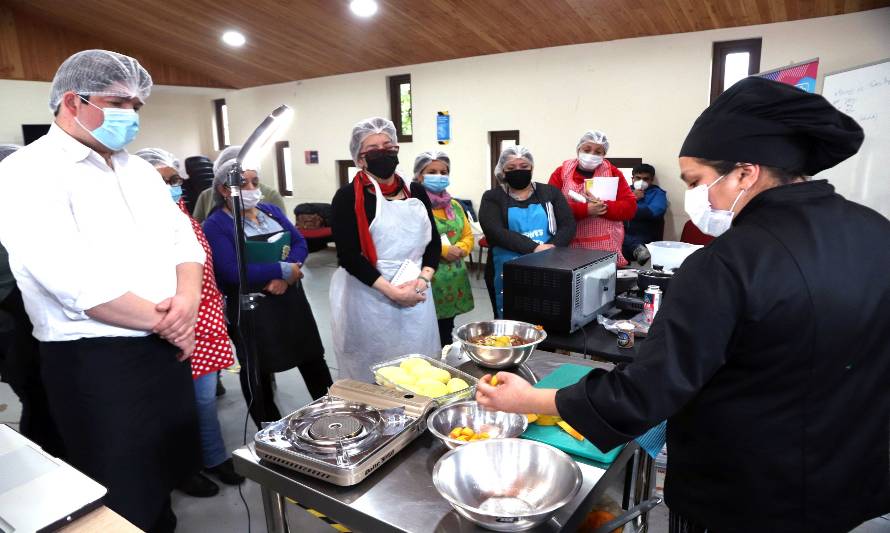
[452,320,547,369]
[428,401,528,450]
[433,438,583,531]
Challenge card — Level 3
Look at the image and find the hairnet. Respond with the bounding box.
[48,50,153,111]
[213,160,238,190]
[577,130,609,153]
[349,117,398,164]
[212,144,261,173]
[494,145,534,180]
[0,144,22,163]
[134,148,180,172]
[413,150,450,178]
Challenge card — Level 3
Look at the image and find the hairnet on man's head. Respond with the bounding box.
[413,150,450,178]
[134,148,180,171]
[349,117,398,164]
[577,130,609,153]
[0,144,22,163]
[494,145,534,180]
[49,49,153,112]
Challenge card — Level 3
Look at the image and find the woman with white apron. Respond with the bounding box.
[478,145,576,317]
[330,118,440,382]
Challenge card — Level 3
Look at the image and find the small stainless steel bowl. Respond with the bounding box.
[427,401,528,450]
[452,320,547,369]
[433,438,583,531]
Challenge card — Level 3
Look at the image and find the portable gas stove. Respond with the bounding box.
[254,379,436,486]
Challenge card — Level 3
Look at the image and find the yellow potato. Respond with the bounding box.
[377,366,410,388]
[489,376,499,386]
[460,427,474,437]
[526,414,539,423]
[400,357,432,376]
[421,381,448,398]
[535,415,560,426]
[557,420,584,441]
[447,378,469,393]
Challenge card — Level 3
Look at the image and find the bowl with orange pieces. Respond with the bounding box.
[428,401,528,450]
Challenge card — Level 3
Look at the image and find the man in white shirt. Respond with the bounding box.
[0,50,204,532]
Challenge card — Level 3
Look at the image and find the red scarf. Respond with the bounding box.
[353,171,410,266]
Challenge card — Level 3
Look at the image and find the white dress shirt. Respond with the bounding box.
[0,124,205,341]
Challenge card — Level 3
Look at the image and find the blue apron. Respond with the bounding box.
[492,203,553,317]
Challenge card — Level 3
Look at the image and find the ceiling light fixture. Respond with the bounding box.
[222,30,246,47]
[350,0,378,18]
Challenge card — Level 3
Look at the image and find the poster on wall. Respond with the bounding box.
[437,111,451,145]
[755,58,819,93]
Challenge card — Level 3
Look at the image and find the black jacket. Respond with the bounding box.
[556,180,890,532]
[331,181,439,287]
[478,182,576,253]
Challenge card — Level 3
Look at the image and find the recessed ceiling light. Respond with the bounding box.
[222,30,246,47]
[350,0,378,17]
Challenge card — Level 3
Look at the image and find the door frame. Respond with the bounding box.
[489,130,520,189]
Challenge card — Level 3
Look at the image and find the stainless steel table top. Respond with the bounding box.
[233,350,615,532]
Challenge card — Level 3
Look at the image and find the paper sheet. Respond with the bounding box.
[586,176,619,201]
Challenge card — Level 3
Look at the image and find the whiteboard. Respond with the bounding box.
[816,59,890,220]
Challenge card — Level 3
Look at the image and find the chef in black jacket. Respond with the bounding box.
[477,78,890,533]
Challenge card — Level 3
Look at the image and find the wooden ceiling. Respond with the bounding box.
[2,0,888,89]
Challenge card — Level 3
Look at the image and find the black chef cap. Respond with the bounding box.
[679,77,864,175]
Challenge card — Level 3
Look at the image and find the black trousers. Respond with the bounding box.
[0,288,65,457]
[437,316,456,348]
[40,335,200,532]
[669,510,712,533]
[238,356,333,428]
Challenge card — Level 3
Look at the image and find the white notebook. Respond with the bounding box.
[585,176,619,201]
[390,259,421,287]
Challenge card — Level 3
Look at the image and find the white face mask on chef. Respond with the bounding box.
[684,171,746,237]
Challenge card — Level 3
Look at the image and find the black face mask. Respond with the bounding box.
[503,169,533,190]
[364,149,399,179]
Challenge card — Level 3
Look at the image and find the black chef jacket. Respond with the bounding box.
[556,180,890,532]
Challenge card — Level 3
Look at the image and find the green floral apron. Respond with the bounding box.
[432,201,475,319]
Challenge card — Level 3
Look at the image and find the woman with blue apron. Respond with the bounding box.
[478,145,576,317]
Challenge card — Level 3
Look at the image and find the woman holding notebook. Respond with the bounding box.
[329,117,440,382]
[548,130,637,266]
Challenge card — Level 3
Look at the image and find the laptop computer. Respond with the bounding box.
[0,424,106,532]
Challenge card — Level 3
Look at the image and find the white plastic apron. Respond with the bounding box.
[330,177,440,382]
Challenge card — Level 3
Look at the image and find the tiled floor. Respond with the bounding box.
[2,247,888,532]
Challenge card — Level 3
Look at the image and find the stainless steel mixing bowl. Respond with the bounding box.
[452,320,547,369]
[432,438,583,531]
[427,401,528,450]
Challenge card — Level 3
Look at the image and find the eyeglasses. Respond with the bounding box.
[166,175,184,186]
[359,145,399,160]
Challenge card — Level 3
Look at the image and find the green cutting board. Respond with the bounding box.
[521,364,623,465]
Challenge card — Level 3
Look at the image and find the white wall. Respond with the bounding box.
[223,8,890,239]
[0,80,223,167]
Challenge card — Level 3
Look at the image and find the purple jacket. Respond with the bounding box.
[203,203,309,287]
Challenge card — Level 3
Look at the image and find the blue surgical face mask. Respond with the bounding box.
[76,99,140,151]
[169,184,183,203]
[422,174,450,193]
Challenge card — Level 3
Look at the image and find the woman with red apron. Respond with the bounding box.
[548,130,637,266]
[330,118,441,382]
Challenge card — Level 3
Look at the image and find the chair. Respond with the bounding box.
[679,220,715,246]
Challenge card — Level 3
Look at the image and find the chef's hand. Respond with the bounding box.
[533,243,555,253]
[444,246,463,262]
[476,373,558,415]
[390,282,426,307]
[154,293,200,343]
[264,279,288,295]
[286,263,304,284]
